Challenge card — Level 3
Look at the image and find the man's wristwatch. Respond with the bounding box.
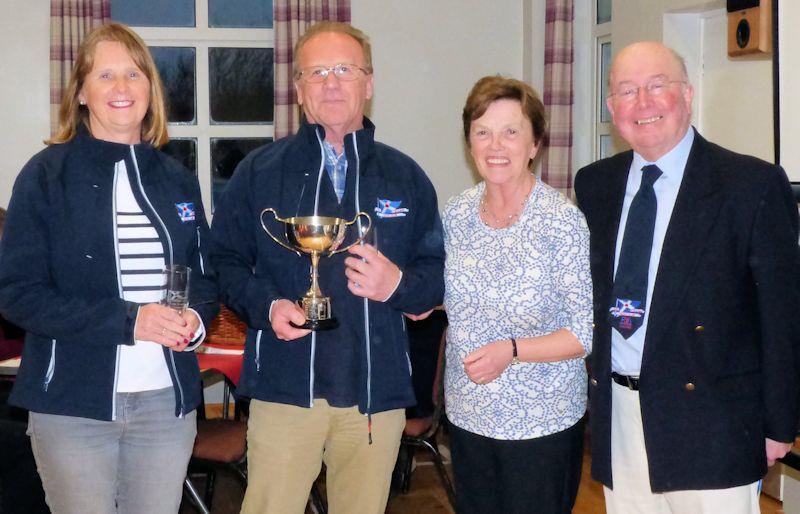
[510,337,520,365]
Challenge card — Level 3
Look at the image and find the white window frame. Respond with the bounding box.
[129,0,275,218]
[593,3,612,160]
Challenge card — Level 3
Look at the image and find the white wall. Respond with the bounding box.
[608,0,774,164]
[663,6,773,162]
[612,0,713,51]
[0,1,50,208]
[780,0,800,180]
[695,10,773,161]
[351,0,524,207]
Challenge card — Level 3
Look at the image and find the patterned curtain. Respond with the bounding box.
[273,0,351,140]
[541,0,574,198]
[50,0,110,135]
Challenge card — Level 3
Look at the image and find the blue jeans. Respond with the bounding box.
[27,387,196,514]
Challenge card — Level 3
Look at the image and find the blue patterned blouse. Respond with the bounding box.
[443,180,593,440]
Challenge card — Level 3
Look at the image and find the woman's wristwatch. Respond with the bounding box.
[510,337,520,365]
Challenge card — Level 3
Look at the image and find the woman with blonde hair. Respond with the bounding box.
[0,23,217,513]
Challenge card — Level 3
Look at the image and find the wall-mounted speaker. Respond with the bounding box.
[727,0,772,57]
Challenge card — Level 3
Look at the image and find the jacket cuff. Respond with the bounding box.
[184,308,206,352]
[381,270,403,303]
[268,298,282,323]
[125,302,140,346]
[244,281,281,330]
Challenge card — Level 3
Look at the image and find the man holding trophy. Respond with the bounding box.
[210,21,445,514]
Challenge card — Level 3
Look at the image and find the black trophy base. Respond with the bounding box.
[290,318,339,331]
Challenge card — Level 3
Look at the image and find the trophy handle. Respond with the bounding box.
[330,212,372,255]
[260,208,301,255]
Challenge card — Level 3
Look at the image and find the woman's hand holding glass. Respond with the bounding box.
[135,303,195,351]
[463,339,514,385]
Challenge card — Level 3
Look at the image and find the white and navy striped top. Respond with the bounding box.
[114,160,173,392]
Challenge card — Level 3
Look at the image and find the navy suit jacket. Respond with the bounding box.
[575,130,800,492]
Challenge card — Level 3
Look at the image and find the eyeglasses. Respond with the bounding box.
[609,78,687,102]
[296,63,370,83]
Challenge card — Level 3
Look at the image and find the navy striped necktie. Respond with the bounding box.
[609,164,662,339]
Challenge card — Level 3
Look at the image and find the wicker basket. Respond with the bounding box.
[207,305,247,346]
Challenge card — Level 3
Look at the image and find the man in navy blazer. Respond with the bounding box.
[575,41,800,513]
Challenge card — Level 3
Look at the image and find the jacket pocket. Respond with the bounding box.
[43,339,56,391]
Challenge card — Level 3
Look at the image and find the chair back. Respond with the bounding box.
[395,325,456,508]
[421,329,447,439]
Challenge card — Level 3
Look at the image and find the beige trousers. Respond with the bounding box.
[604,382,760,514]
[241,399,405,514]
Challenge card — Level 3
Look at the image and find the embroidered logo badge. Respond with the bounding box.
[175,202,196,223]
[609,298,644,318]
[374,198,409,219]
[608,298,644,339]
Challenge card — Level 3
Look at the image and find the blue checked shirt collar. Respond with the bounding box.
[322,141,347,203]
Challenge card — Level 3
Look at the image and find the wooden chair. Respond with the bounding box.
[183,408,249,513]
[394,331,455,507]
[184,306,248,513]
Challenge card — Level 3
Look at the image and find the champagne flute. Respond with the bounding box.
[360,219,377,251]
[162,264,190,313]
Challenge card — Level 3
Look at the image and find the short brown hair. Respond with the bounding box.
[462,76,547,147]
[293,21,373,77]
[48,22,169,147]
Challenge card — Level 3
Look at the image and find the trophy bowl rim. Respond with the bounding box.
[284,215,346,228]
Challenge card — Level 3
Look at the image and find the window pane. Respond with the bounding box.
[111,0,195,27]
[150,47,196,124]
[597,0,611,24]
[211,138,271,209]
[599,135,613,159]
[209,48,274,124]
[162,138,197,174]
[600,42,612,123]
[209,0,273,28]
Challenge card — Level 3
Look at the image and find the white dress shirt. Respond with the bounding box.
[611,128,694,375]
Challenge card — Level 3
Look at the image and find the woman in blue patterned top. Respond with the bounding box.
[443,76,593,514]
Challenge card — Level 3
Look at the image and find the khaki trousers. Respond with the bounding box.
[241,399,405,514]
[604,382,760,514]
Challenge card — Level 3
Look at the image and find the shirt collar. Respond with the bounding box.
[631,126,694,182]
[322,140,345,162]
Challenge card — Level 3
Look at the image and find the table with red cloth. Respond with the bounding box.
[0,317,24,362]
[196,343,244,386]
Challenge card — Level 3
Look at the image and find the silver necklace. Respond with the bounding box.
[480,178,534,228]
